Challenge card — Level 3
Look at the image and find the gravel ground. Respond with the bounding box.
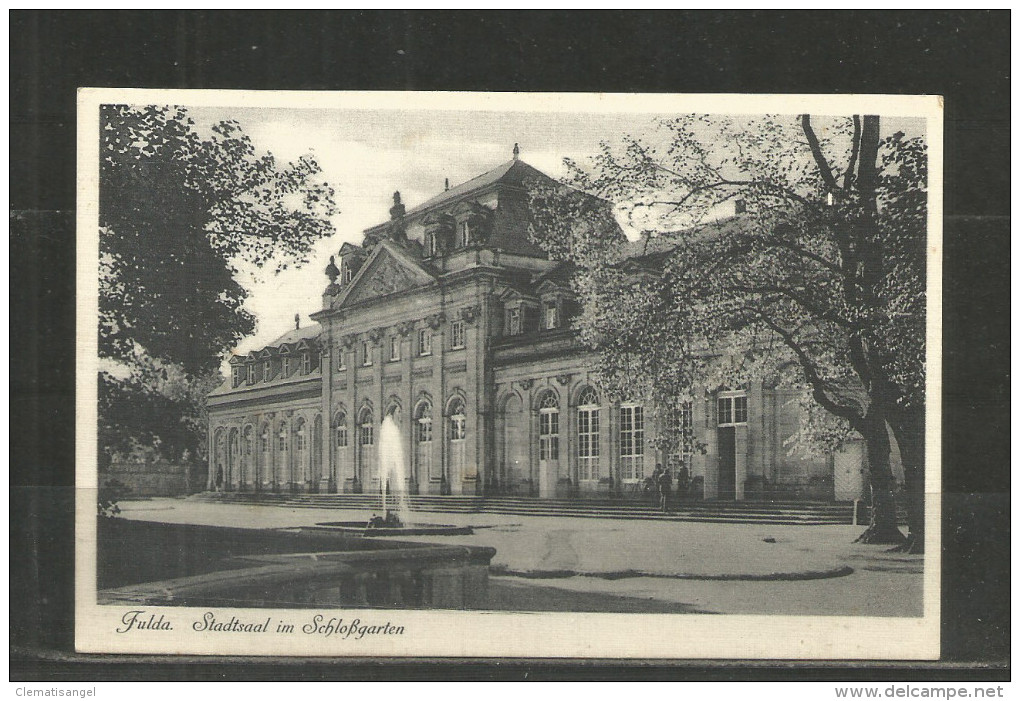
[113,497,924,616]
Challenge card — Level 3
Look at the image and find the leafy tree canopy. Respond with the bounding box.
[530,114,927,547]
[98,105,338,465]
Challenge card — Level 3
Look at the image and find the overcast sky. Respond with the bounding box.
[179,104,924,364]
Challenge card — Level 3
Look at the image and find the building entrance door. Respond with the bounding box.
[717,426,737,500]
[501,395,528,495]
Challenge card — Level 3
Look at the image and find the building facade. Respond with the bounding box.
[207,155,869,502]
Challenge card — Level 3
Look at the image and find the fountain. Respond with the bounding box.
[314,414,472,537]
[376,415,413,527]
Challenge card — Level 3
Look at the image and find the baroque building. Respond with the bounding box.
[207,151,871,503]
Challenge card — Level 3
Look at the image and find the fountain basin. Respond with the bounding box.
[309,521,473,537]
[98,519,493,609]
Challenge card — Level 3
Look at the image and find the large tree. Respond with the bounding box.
[530,114,927,551]
[99,105,337,467]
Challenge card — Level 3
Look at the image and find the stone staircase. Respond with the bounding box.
[190,491,862,526]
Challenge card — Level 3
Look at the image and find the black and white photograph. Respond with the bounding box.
[74,90,941,658]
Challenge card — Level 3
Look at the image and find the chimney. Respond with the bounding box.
[295,313,300,330]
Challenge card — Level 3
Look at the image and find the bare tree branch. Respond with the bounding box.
[801,114,839,191]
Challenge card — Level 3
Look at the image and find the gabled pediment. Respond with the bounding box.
[334,240,436,308]
[535,279,571,296]
[497,286,538,304]
[258,348,275,359]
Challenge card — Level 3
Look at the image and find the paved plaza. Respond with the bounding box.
[113,498,925,616]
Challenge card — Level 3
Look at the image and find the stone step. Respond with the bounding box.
[190,492,857,525]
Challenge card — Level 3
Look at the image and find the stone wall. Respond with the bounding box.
[102,462,194,497]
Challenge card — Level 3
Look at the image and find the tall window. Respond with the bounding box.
[418,328,432,356]
[507,308,522,336]
[544,302,559,330]
[669,401,695,469]
[242,425,254,485]
[295,419,307,482]
[301,352,311,375]
[232,366,242,387]
[359,408,375,483]
[389,335,400,361]
[277,422,289,452]
[717,393,748,425]
[277,422,289,484]
[282,356,291,377]
[415,400,433,480]
[263,360,272,382]
[458,221,470,247]
[334,412,348,448]
[260,424,271,482]
[620,404,645,481]
[577,388,600,480]
[448,398,469,479]
[425,232,437,257]
[362,340,372,366]
[450,320,465,349]
[247,363,256,384]
[336,347,346,371]
[538,391,559,462]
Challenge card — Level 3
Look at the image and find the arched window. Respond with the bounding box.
[358,407,375,484]
[334,411,348,448]
[576,388,600,480]
[260,423,271,487]
[415,400,433,481]
[295,419,307,483]
[242,425,254,487]
[448,397,469,479]
[332,411,348,485]
[538,391,559,463]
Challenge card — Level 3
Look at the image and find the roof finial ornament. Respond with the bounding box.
[295,313,300,330]
[389,190,406,220]
[445,177,449,191]
[512,143,520,160]
[325,255,340,284]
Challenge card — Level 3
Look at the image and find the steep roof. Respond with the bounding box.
[403,158,547,218]
[263,323,322,348]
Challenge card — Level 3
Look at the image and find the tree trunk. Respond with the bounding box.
[889,407,925,554]
[856,410,906,545]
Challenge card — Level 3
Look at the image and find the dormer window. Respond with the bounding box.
[342,263,353,284]
[282,356,291,377]
[232,366,242,388]
[263,360,272,382]
[247,364,256,385]
[301,352,311,375]
[507,308,522,336]
[544,302,559,330]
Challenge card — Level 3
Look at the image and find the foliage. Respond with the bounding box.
[530,114,927,545]
[98,105,337,465]
[98,478,131,518]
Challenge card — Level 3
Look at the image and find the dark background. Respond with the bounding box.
[10,10,1009,680]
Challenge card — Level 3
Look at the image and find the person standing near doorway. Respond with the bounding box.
[656,463,672,513]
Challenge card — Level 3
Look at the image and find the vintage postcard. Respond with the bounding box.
[76,90,942,658]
